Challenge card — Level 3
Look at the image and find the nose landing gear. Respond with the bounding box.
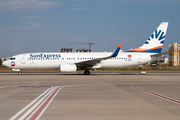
[18,72,22,75]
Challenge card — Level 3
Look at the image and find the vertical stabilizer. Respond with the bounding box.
[128,22,168,53]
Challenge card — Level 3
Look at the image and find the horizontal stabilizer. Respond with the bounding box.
[151,50,174,57]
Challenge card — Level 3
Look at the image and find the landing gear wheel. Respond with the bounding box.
[84,70,90,75]
[18,72,22,75]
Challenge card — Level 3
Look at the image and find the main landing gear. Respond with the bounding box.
[84,70,90,75]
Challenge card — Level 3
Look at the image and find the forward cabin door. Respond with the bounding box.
[137,54,141,63]
[21,55,26,64]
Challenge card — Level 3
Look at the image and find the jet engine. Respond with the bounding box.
[59,64,77,72]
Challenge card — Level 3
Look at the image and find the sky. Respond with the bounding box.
[0,0,180,57]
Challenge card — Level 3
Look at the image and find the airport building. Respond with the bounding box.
[0,57,5,62]
[61,48,73,53]
[76,49,89,52]
[169,43,180,67]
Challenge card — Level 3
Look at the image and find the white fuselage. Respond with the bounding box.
[3,52,159,70]
[2,22,168,75]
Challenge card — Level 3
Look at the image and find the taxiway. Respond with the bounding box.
[0,74,180,120]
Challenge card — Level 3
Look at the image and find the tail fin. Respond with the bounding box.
[128,22,169,53]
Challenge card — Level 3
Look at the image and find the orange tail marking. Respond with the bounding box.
[118,44,122,48]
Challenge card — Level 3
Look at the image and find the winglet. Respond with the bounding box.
[112,44,122,57]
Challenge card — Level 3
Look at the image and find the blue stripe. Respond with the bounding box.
[127,48,162,53]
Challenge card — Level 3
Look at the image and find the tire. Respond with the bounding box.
[84,70,90,75]
[18,72,22,75]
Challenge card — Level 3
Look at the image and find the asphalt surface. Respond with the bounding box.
[1,70,180,75]
[0,74,180,120]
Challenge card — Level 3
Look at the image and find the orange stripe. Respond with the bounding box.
[131,46,162,51]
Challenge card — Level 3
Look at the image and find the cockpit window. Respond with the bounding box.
[8,58,16,60]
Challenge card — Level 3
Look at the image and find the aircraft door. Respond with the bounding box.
[21,55,26,64]
[137,54,141,63]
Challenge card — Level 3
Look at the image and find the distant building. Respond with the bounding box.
[76,49,89,52]
[61,48,73,53]
[0,57,5,62]
[169,43,180,67]
[163,57,169,63]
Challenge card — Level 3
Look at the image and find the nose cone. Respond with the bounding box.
[2,61,8,67]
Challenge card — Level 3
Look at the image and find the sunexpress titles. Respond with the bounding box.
[30,53,61,59]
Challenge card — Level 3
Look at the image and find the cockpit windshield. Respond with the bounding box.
[8,58,16,60]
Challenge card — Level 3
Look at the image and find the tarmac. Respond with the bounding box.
[0,73,180,120]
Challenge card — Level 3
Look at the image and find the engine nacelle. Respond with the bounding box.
[59,64,77,72]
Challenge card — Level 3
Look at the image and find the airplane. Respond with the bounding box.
[3,22,169,75]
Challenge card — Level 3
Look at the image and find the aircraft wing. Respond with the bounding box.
[150,50,174,57]
[75,44,122,67]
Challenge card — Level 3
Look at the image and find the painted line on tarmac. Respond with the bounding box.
[17,85,52,88]
[0,84,43,89]
[0,86,14,89]
[0,85,35,89]
[9,87,54,120]
[62,83,110,88]
[9,86,62,120]
[132,86,180,104]
[9,83,110,120]
[28,87,62,120]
